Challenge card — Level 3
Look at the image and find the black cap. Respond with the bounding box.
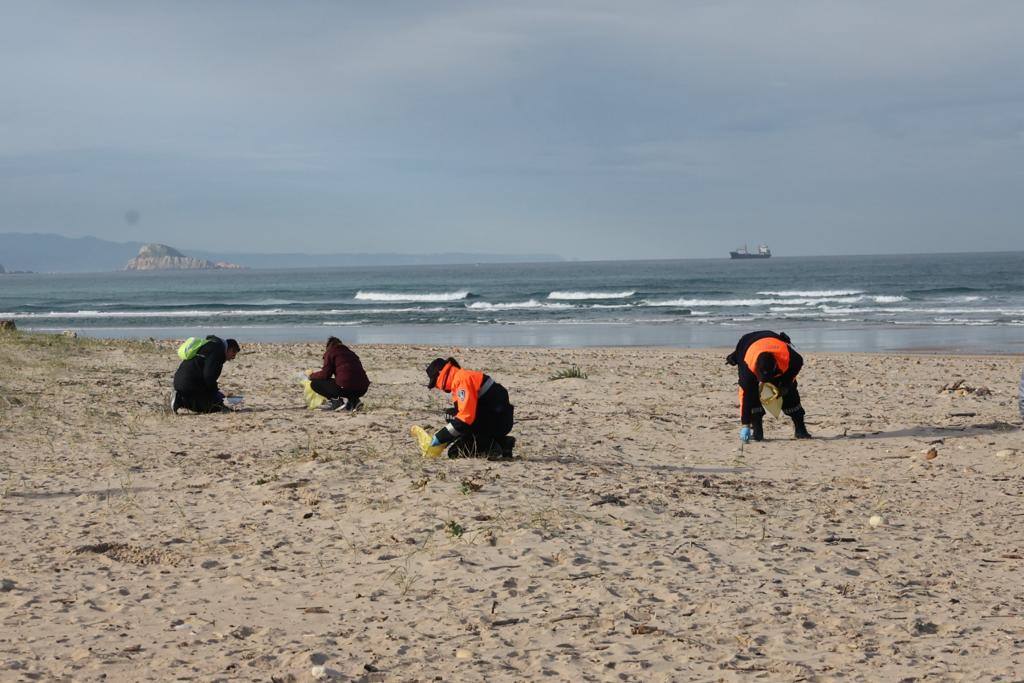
[425,358,447,388]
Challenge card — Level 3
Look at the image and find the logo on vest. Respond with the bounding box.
[457,388,467,401]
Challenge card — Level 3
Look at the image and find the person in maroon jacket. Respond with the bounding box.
[308,337,370,411]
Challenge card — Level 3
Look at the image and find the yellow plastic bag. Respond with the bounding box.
[410,425,445,458]
[302,380,326,410]
[295,369,327,410]
[759,382,783,418]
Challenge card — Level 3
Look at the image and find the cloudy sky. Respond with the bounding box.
[1,1,1022,259]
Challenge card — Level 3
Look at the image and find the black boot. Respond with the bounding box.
[792,414,812,439]
[750,415,764,442]
[490,435,516,460]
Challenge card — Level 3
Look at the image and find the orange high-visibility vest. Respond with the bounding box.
[743,337,791,375]
[436,363,486,425]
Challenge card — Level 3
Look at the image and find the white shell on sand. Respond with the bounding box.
[869,515,884,528]
[995,449,1018,458]
[455,649,472,659]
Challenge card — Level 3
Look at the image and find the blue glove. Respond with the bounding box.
[430,435,441,447]
[739,426,752,443]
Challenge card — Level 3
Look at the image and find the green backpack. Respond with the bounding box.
[176,336,208,361]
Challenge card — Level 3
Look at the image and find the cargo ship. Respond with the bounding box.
[729,244,771,259]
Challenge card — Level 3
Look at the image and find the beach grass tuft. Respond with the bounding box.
[549,364,588,381]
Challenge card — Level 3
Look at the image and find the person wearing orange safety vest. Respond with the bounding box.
[726,330,811,441]
[425,357,516,458]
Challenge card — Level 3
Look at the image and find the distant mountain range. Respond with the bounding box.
[0,232,562,273]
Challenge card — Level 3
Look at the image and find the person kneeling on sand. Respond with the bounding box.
[308,337,370,412]
[171,336,239,414]
[726,330,811,441]
[425,357,516,458]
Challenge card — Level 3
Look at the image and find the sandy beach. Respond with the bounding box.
[1,332,1022,681]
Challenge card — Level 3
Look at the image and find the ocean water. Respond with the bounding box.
[2,253,1023,352]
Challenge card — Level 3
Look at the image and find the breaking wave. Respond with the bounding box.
[354,290,472,302]
[466,300,575,311]
[757,289,864,297]
[547,290,636,300]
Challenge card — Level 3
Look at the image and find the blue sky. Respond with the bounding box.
[2,1,1022,259]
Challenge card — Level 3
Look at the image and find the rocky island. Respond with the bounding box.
[124,243,244,271]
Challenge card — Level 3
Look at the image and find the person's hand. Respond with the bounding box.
[215,391,225,402]
[739,426,752,443]
[725,352,738,366]
[444,407,457,420]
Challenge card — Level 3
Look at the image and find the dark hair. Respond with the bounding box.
[755,352,778,381]
[326,336,342,349]
[226,339,240,352]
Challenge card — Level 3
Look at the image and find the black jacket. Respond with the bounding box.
[173,336,228,397]
[727,330,803,423]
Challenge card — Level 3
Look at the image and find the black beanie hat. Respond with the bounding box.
[425,358,447,388]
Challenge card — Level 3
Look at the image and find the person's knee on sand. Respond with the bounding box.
[171,336,239,414]
[424,357,516,458]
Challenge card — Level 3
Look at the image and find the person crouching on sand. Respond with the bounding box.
[308,337,370,412]
[171,336,239,414]
[1018,365,1023,426]
[425,357,516,458]
[726,330,811,441]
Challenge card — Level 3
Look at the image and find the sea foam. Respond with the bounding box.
[354,290,472,302]
[467,300,574,311]
[757,289,864,297]
[547,291,635,300]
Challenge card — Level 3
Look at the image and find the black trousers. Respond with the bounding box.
[310,379,367,402]
[448,391,514,457]
[177,391,223,414]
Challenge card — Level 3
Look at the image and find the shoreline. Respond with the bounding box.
[17,328,1024,358]
[15,321,1024,355]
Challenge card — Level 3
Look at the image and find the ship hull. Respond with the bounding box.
[729,252,770,259]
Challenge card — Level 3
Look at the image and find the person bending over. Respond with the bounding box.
[309,337,370,412]
[726,330,811,441]
[171,336,239,414]
[425,357,515,458]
